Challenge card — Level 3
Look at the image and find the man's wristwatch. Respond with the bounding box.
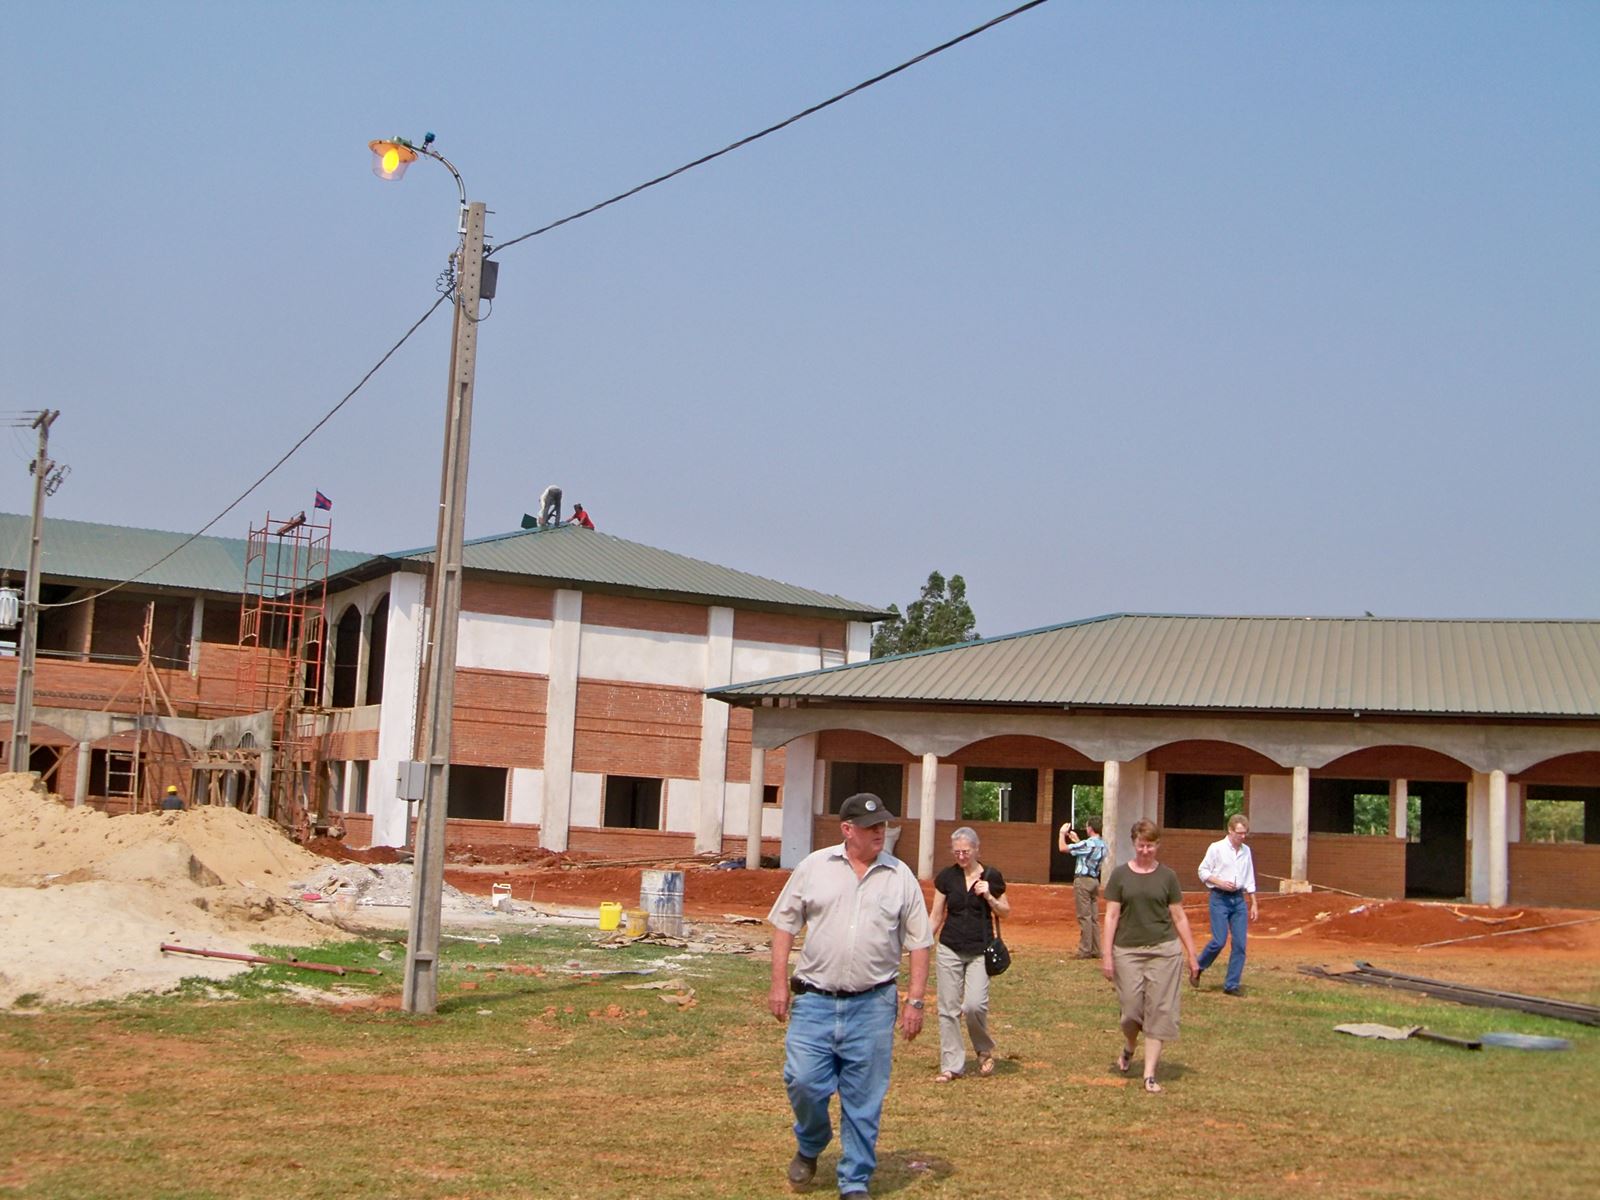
[906,998,925,1010]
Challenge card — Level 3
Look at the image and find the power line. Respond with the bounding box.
[34,0,1050,607]
[491,0,1050,256]
[38,293,451,610]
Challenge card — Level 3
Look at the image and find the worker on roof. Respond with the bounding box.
[569,502,595,530]
[537,484,563,529]
[160,785,185,812]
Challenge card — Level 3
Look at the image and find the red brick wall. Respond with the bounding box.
[1127,829,1404,899]
[1147,741,1285,775]
[812,816,1053,883]
[720,835,781,860]
[582,593,706,636]
[322,731,379,760]
[817,731,914,762]
[948,737,1099,771]
[461,580,555,621]
[449,669,547,767]
[572,680,700,777]
[1321,746,1472,781]
[724,707,787,788]
[1510,843,1600,908]
[1514,752,1600,787]
[733,610,846,651]
[342,812,374,846]
[568,826,696,857]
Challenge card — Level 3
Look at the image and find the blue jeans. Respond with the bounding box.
[1198,889,1249,991]
[783,983,899,1195]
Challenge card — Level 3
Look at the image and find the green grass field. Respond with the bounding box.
[2,927,1595,1199]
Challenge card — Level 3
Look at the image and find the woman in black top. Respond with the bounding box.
[928,826,1010,1081]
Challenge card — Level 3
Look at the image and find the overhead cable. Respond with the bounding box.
[491,0,1050,255]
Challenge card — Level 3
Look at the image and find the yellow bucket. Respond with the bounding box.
[625,909,647,937]
[598,901,623,931]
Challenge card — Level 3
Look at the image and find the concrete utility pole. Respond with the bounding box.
[9,410,59,771]
[403,201,487,1015]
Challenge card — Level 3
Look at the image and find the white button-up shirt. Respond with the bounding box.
[1198,836,1257,895]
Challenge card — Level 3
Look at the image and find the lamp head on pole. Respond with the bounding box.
[369,138,419,181]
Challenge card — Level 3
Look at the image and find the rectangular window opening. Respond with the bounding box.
[604,776,663,829]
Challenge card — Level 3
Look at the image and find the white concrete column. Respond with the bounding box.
[342,760,359,815]
[541,588,583,852]
[781,734,819,868]
[696,607,735,854]
[188,597,204,675]
[1291,765,1310,884]
[372,574,425,847]
[257,745,274,819]
[745,744,766,870]
[1101,759,1121,874]
[74,741,91,807]
[354,607,372,708]
[1390,778,1408,839]
[918,751,939,881]
[1468,772,1490,903]
[1488,769,1508,907]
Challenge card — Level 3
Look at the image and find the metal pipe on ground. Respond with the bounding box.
[160,943,381,976]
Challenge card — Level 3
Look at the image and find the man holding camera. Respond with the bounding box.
[1059,818,1107,958]
[768,793,932,1196]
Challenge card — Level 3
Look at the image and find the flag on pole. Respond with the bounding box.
[314,491,333,511]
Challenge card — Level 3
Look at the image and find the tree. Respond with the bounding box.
[871,570,979,658]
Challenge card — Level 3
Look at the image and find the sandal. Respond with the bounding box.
[1143,1076,1163,1094]
[979,1055,996,1077]
[1116,1047,1132,1075]
[934,1071,960,1083]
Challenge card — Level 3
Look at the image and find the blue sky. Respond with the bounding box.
[3,1,1596,635]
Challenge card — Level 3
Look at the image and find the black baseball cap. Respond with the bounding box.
[838,793,895,827]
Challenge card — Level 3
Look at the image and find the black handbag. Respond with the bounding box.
[984,904,1011,977]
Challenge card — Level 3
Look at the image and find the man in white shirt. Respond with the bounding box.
[1195,813,1258,994]
[768,793,932,1197]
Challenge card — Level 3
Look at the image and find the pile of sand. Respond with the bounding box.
[0,773,347,1007]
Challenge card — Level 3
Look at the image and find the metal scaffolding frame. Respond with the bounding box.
[237,510,331,835]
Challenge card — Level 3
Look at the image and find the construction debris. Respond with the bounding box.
[1334,1022,1481,1050]
[1301,961,1600,1026]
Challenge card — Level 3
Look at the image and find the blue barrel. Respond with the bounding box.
[640,869,685,937]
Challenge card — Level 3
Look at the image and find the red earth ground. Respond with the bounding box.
[307,839,1600,983]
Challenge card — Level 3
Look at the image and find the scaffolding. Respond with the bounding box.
[98,601,185,811]
[237,510,331,836]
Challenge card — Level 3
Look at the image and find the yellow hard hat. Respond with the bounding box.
[166,785,178,794]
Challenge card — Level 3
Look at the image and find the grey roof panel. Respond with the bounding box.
[392,525,887,618]
[712,614,1600,719]
[0,513,376,595]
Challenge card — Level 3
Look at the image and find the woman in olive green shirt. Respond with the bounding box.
[1101,819,1200,1093]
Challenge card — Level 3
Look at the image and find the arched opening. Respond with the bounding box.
[330,604,362,708]
[947,735,1102,882]
[364,595,389,705]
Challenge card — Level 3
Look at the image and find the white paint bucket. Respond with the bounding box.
[640,869,685,937]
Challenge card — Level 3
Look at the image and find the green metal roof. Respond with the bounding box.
[712,614,1600,719]
[0,514,885,620]
[0,514,376,596]
[390,525,888,620]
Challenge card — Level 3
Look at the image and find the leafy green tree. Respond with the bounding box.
[961,781,1001,821]
[872,570,979,658]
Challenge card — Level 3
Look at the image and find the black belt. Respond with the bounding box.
[791,977,896,999]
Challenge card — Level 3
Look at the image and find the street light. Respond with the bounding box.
[369,131,488,1015]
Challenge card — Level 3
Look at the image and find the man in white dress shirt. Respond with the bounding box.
[1195,813,1258,994]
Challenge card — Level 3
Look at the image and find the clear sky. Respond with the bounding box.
[3,1,1596,636]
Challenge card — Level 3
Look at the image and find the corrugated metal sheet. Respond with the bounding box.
[713,615,1600,718]
[396,525,887,618]
[0,513,376,594]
